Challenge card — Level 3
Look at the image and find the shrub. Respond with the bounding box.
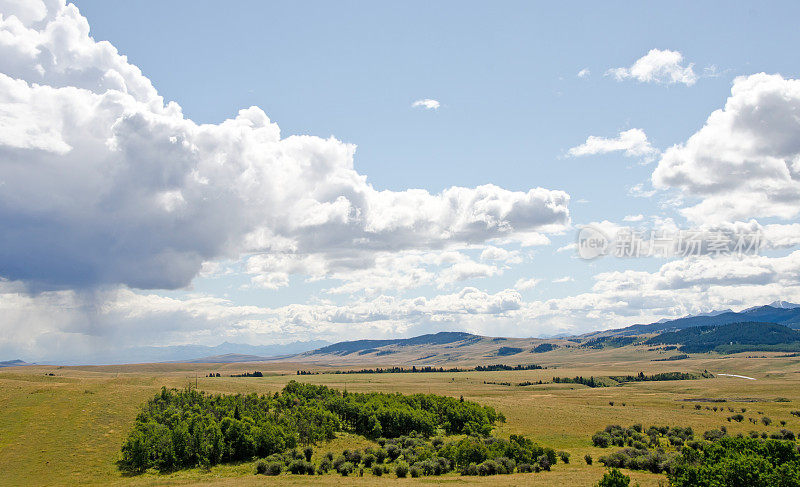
[537,454,551,471]
[703,429,726,441]
[597,468,631,487]
[264,462,282,476]
[346,449,362,465]
[410,466,421,477]
[386,444,401,461]
[395,461,409,478]
[332,455,347,470]
[585,454,593,465]
[518,463,533,472]
[770,429,796,441]
[318,459,331,473]
[337,461,354,476]
[288,459,314,474]
[558,451,570,463]
[372,464,383,476]
[593,432,612,448]
[669,436,800,486]
[303,446,313,462]
[477,459,499,476]
[762,417,772,426]
[362,453,375,467]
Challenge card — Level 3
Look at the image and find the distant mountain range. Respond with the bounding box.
[6,302,800,366]
[602,303,800,337]
[39,340,331,366]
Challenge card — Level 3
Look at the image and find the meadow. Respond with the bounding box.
[2,345,800,486]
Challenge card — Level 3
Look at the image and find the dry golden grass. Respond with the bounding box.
[2,346,800,486]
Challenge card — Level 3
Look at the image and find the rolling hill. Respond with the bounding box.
[601,303,800,337]
[293,331,565,366]
[0,359,30,368]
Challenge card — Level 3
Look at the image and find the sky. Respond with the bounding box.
[1,0,800,362]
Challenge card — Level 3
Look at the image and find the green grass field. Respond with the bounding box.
[3,346,800,486]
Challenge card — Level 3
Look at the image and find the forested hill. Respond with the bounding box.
[645,322,800,353]
[601,304,800,337]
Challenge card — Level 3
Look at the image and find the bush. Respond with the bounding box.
[288,459,314,474]
[477,459,499,476]
[495,457,517,474]
[762,416,772,426]
[593,432,612,448]
[333,454,347,470]
[303,446,313,462]
[585,454,593,465]
[386,444,401,461]
[537,454,551,471]
[337,461,354,476]
[362,453,375,467]
[518,463,533,472]
[318,459,331,473]
[395,461,409,478]
[769,429,796,441]
[371,464,383,476]
[703,429,726,441]
[669,436,800,486]
[558,451,570,463]
[410,466,421,477]
[597,468,631,487]
[345,449,362,465]
[256,461,281,476]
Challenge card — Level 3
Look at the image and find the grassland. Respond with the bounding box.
[2,344,800,486]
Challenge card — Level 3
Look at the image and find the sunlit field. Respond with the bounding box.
[3,347,800,486]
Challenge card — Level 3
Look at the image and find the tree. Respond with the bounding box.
[597,468,631,487]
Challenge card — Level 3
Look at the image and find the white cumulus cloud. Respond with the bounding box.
[514,278,540,290]
[653,73,800,223]
[607,49,697,86]
[568,128,658,161]
[412,98,440,110]
[0,1,570,292]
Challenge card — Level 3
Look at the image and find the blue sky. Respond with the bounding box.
[2,1,800,361]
